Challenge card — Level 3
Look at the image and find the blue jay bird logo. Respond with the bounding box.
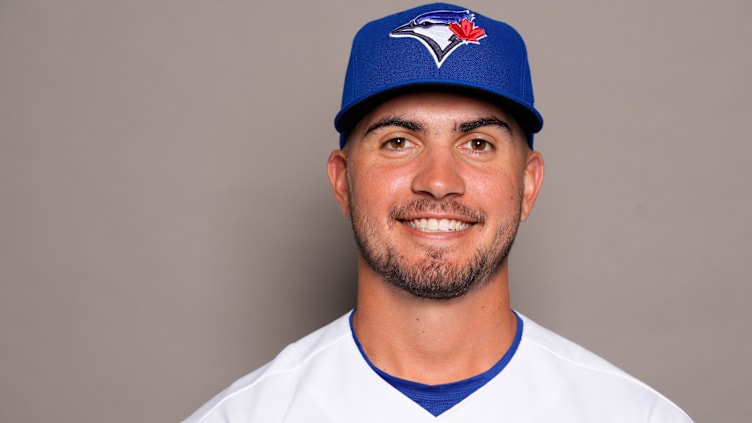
[390,8,487,68]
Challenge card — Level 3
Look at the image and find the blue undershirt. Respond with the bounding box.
[350,310,523,416]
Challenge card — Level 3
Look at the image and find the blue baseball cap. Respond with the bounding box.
[334,3,543,148]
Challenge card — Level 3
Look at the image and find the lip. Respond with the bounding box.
[395,213,478,239]
[402,217,473,233]
[391,201,483,238]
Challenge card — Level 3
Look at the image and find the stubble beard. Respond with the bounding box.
[349,196,522,301]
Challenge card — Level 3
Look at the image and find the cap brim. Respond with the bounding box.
[334,80,543,143]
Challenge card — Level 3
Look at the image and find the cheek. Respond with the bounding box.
[470,168,520,204]
[351,162,412,206]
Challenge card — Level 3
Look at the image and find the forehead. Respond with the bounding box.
[350,91,523,137]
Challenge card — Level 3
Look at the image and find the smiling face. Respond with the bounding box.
[328,92,544,300]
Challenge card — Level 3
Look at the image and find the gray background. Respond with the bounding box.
[1,0,749,421]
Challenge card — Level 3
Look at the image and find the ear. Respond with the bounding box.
[520,150,544,222]
[327,149,351,217]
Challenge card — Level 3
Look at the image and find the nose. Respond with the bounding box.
[411,147,465,200]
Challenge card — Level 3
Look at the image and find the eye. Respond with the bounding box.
[464,138,493,152]
[383,137,412,150]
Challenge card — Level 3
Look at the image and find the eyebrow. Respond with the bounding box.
[456,117,512,134]
[362,115,512,137]
[364,117,423,136]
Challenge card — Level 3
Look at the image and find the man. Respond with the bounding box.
[184,3,693,422]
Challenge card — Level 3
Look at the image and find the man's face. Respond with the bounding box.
[328,92,544,300]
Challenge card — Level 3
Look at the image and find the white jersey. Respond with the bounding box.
[184,311,692,422]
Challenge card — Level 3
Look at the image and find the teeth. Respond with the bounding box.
[406,218,470,232]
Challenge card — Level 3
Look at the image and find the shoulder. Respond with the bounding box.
[182,313,354,423]
[510,313,693,422]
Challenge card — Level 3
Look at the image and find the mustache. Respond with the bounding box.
[389,199,486,224]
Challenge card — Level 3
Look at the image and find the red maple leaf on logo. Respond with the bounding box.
[449,19,486,42]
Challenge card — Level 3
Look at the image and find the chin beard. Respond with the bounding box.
[371,240,513,300]
[350,200,520,301]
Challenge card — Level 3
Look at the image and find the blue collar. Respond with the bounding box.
[350,310,523,416]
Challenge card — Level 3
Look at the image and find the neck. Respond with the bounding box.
[352,261,517,385]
